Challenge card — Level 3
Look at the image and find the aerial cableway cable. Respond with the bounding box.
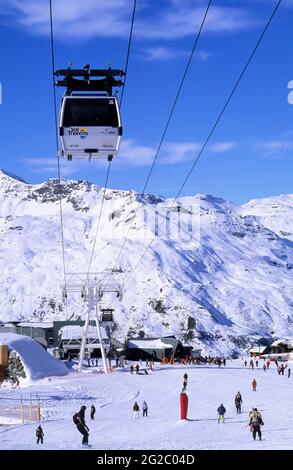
[86,158,112,278]
[120,0,137,108]
[84,0,137,278]
[104,0,213,286]
[120,0,283,290]
[49,0,67,290]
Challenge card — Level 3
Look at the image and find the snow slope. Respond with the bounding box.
[0,361,292,450]
[239,194,293,242]
[0,333,68,380]
[0,170,292,354]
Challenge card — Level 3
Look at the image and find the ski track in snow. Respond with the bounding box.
[0,360,293,450]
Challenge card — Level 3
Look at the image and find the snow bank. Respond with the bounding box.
[0,333,68,380]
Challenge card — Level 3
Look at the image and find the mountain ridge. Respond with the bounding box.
[0,169,292,355]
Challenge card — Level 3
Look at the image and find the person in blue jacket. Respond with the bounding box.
[217,403,226,423]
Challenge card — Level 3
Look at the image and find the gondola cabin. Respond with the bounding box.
[100,308,114,323]
[59,95,122,160]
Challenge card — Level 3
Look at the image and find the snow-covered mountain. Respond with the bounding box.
[0,169,292,355]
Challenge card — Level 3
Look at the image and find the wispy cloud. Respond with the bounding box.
[118,139,156,167]
[254,139,293,158]
[22,138,236,173]
[23,157,85,176]
[136,4,257,41]
[0,0,131,39]
[0,0,258,41]
[138,46,209,62]
[161,140,235,164]
[119,139,235,166]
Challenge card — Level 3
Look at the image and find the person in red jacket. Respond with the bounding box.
[252,378,257,391]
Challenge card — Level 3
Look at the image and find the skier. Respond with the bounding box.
[234,392,243,413]
[249,359,254,370]
[288,368,291,378]
[36,425,44,444]
[223,358,226,366]
[244,360,247,367]
[183,373,188,390]
[130,364,134,375]
[255,360,259,367]
[280,364,285,376]
[263,363,266,372]
[73,405,90,446]
[136,364,140,375]
[252,378,257,391]
[133,402,140,419]
[142,401,148,417]
[249,408,264,441]
[90,404,96,420]
[217,403,226,423]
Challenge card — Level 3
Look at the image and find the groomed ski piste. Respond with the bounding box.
[1,359,292,450]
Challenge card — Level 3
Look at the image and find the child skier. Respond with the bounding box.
[217,404,226,423]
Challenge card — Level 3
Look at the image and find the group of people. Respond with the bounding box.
[277,364,286,375]
[179,356,229,366]
[133,401,148,418]
[130,361,154,375]
[130,364,141,375]
[244,358,265,369]
[33,403,95,446]
[72,400,149,445]
[217,391,264,441]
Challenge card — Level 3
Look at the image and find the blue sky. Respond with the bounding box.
[0,0,292,204]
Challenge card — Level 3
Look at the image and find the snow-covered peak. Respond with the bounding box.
[239,194,293,241]
[0,175,292,355]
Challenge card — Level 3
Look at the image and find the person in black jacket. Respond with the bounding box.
[74,405,90,445]
[90,404,96,420]
[235,392,243,413]
[133,402,140,418]
[36,425,44,444]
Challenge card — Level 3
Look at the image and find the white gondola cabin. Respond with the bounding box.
[59,95,122,160]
